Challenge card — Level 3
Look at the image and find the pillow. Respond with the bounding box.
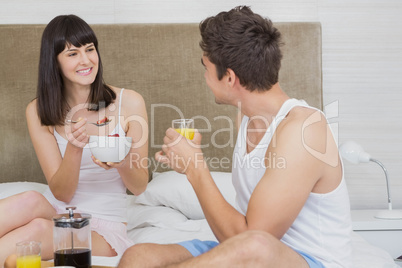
[127,196,188,230]
[133,171,236,220]
[0,182,47,199]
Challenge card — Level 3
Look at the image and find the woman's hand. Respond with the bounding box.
[91,155,126,170]
[65,117,89,148]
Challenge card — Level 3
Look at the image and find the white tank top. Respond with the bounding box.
[232,98,352,267]
[43,89,128,222]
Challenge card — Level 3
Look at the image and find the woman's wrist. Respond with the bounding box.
[66,141,85,154]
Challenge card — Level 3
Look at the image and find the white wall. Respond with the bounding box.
[1,0,402,210]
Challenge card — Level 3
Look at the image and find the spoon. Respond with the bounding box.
[66,118,112,127]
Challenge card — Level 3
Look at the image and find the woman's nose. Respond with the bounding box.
[80,53,90,64]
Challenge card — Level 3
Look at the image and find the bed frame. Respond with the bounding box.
[0,22,322,183]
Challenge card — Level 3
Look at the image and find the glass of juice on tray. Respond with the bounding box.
[172,119,194,140]
[16,241,41,268]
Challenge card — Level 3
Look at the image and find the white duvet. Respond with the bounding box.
[0,172,399,267]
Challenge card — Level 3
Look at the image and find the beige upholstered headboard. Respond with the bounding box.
[0,22,322,184]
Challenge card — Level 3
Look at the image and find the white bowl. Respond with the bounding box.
[88,136,132,163]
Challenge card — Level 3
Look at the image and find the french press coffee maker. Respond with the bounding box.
[53,207,92,268]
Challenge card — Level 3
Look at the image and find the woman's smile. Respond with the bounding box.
[57,43,99,87]
[77,67,93,76]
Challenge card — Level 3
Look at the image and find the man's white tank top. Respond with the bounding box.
[232,98,352,267]
[43,89,128,222]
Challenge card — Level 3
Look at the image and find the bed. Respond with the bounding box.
[0,175,398,267]
[0,22,399,267]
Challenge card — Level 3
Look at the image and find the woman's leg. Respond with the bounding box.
[0,191,56,237]
[0,191,56,265]
[0,218,54,265]
[92,231,118,257]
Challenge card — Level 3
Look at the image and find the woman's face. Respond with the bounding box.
[57,42,99,89]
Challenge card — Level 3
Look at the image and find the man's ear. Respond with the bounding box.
[226,68,237,87]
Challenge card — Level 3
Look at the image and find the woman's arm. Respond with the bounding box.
[26,100,87,202]
[119,89,149,195]
[92,89,149,195]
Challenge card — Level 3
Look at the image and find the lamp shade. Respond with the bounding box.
[339,141,371,164]
[339,140,402,219]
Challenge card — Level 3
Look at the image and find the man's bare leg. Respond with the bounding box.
[118,243,193,268]
[167,231,309,268]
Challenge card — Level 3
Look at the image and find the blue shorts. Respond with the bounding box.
[178,239,218,257]
[178,239,325,268]
[295,249,326,268]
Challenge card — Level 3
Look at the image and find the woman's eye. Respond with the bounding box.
[68,53,77,57]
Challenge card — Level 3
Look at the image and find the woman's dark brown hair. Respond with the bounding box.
[199,6,283,92]
[36,14,116,126]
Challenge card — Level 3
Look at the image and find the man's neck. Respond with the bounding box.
[237,83,290,128]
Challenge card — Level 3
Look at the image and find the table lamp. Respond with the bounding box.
[339,140,402,219]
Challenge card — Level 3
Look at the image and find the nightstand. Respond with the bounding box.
[351,209,402,264]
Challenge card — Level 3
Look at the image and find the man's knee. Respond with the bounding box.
[122,243,147,257]
[120,243,150,260]
[119,243,166,268]
[234,230,277,262]
[119,243,193,268]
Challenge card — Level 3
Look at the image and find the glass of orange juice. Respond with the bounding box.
[172,119,195,140]
[16,241,41,268]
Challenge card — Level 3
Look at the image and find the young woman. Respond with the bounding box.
[0,14,148,263]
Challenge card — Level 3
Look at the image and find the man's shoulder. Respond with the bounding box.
[273,106,330,158]
[279,106,326,133]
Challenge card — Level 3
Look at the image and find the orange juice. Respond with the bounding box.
[16,255,41,268]
[175,128,195,140]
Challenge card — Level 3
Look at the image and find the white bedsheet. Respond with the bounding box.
[127,201,399,268]
[0,181,399,267]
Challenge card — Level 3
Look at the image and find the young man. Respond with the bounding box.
[118,6,352,268]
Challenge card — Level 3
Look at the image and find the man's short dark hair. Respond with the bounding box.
[199,6,283,92]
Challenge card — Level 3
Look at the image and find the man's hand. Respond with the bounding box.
[155,128,203,174]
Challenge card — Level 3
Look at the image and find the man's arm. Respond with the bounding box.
[188,108,339,241]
